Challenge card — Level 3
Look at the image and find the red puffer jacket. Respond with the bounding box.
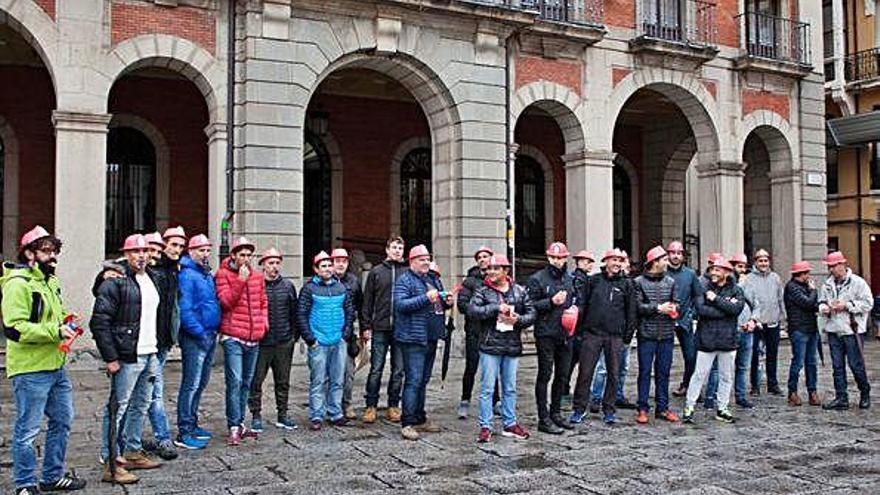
[215,257,268,342]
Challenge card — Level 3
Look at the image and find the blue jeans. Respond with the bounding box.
[177,332,216,436]
[675,325,697,389]
[12,368,74,488]
[787,330,818,394]
[636,338,674,413]
[705,332,752,403]
[101,354,158,460]
[364,331,404,408]
[591,345,629,402]
[223,339,260,428]
[148,347,172,441]
[399,341,429,427]
[479,352,518,429]
[307,340,347,422]
[828,333,871,400]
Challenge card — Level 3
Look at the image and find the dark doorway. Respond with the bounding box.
[106,127,156,256]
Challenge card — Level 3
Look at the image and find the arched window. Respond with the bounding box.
[515,154,546,258]
[613,166,633,255]
[106,127,156,256]
[303,132,332,272]
[400,147,431,249]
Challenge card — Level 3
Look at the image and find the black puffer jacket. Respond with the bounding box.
[151,254,179,349]
[583,270,637,343]
[458,265,487,334]
[784,278,819,333]
[90,266,169,363]
[362,259,407,333]
[572,268,591,333]
[526,264,574,340]
[468,279,537,356]
[262,276,298,346]
[695,277,745,352]
[634,272,678,341]
[338,270,364,329]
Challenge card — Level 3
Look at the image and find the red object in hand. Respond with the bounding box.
[669,308,679,319]
[561,306,579,337]
[58,315,84,353]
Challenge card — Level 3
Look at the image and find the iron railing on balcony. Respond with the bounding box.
[519,0,604,26]
[636,0,717,46]
[737,12,811,66]
[845,47,880,82]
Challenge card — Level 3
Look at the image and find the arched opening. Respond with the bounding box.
[515,154,546,259]
[399,147,432,249]
[743,132,772,257]
[105,127,156,255]
[303,131,333,272]
[613,165,633,254]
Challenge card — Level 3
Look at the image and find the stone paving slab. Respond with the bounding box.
[2,339,880,493]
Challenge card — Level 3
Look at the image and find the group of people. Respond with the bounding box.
[3,225,874,495]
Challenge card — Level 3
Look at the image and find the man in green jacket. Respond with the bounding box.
[4,226,86,494]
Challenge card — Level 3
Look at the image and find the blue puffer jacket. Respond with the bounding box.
[394,270,451,345]
[297,275,353,346]
[178,255,221,341]
[668,264,703,332]
[426,272,448,341]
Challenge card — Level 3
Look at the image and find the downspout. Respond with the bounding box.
[221,0,236,258]
[855,92,864,277]
[506,31,516,279]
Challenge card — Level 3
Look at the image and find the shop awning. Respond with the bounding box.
[827,111,880,147]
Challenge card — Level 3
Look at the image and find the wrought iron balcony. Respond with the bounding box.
[845,47,880,83]
[519,0,604,26]
[736,12,811,66]
[635,0,718,47]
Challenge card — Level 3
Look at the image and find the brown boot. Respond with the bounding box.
[362,407,377,424]
[788,392,802,407]
[809,391,821,406]
[123,451,162,470]
[386,407,401,423]
[415,420,441,433]
[102,465,139,484]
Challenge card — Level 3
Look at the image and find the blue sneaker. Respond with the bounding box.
[192,426,213,440]
[603,413,617,425]
[251,417,264,433]
[569,410,588,424]
[275,415,298,430]
[173,433,208,450]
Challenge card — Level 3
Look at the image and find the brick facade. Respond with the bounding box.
[516,56,582,96]
[34,0,55,20]
[110,0,216,55]
[742,89,791,122]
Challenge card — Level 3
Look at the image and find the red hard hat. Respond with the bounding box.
[162,226,186,241]
[313,251,331,266]
[730,253,748,265]
[429,261,441,275]
[713,258,735,272]
[258,247,282,265]
[573,250,595,261]
[602,248,623,261]
[231,236,255,253]
[408,244,431,261]
[561,306,579,337]
[187,234,211,250]
[546,242,570,257]
[707,252,724,265]
[20,225,51,248]
[122,233,148,252]
[474,246,494,259]
[645,246,668,264]
[824,251,847,266]
[145,232,165,248]
[330,248,349,260]
[488,254,512,267]
[667,241,684,252]
[790,261,813,274]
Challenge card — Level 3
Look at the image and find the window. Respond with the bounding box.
[745,0,780,59]
[400,148,432,250]
[642,0,683,41]
[823,0,834,81]
[613,166,633,255]
[827,115,839,195]
[303,132,332,271]
[872,106,880,191]
[828,236,839,253]
[106,127,156,256]
[515,155,546,258]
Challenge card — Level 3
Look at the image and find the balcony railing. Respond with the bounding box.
[519,0,604,26]
[845,47,880,82]
[636,0,717,46]
[736,12,811,66]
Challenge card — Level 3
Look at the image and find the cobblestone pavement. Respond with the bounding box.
[2,337,880,494]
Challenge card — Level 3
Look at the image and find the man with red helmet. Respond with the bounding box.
[743,249,786,396]
[330,248,364,420]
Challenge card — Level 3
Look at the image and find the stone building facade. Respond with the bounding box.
[0,0,826,313]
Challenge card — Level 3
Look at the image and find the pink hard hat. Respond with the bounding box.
[474,246,494,259]
[428,261,441,275]
[488,254,512,267]
[231,236,255,253]
[313,251,331,266]
[122,233,148,252]
[707,252,724,265]
[573,250,595,261]
[713,258,735,272]
[408,244,431,261]
[145,232,165,248]
[162,226,186,241]
[602,248,624,261]
[546,242,570,257]
[187,234,211,250]
[258,247,282,265]
[667,241,684,252]
[824,251,847,267]
[330,248,349,260]
[20,225,51,248]
[729,253,748,265]
[645,246,668,264]
[790,261,813,274]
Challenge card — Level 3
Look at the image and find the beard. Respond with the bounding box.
[37,258,56,277]
[200,256,211,270]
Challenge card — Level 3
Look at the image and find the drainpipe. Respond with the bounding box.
[506,31,516,279]
[220,0,236,258]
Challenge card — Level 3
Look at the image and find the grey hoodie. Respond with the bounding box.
[818,269,873,335]
[743,269,785,325]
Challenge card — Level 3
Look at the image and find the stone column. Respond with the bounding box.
[565,150,614,256]
[205,122,227,263]
[697,161,744,265]
[53,110,112,315]
[770,168,802,274]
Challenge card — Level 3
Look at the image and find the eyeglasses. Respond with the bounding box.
[36,248,57,255]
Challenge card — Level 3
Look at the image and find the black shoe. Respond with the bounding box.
[615,399,637,410]
[589,399,601,414]
[822,397,850,410]
[15,487,41,495]
[550,413,574,430]
[39,472,87,491]
[538,418,564,435]
[859,395,871,410]
[768,385,783,396]
[735,398,755,409]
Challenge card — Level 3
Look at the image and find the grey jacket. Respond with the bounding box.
[737,276,760,330]
[818,269,873,335]
[743,270,785,326]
